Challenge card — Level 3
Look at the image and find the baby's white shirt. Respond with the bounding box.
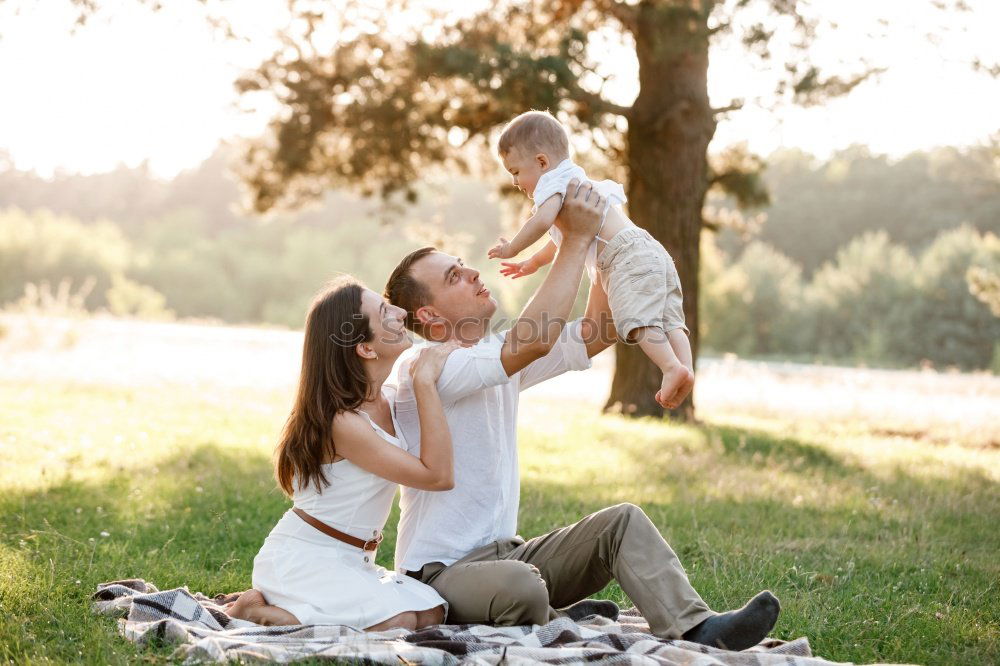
[532,159,630,282]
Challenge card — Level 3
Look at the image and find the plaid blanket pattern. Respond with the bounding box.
[93,579,862,665]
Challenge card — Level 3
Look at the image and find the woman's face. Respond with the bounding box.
[359,288,412,360]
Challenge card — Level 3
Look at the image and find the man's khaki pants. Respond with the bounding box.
[407,503,714,638]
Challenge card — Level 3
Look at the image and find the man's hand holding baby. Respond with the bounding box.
[554,179,604,245]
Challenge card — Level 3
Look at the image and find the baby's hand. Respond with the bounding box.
[488,238,514,260]
[499,260,538,280]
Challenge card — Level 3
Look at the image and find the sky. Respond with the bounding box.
[0,0,997,179]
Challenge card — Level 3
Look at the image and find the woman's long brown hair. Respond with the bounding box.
[275,278,373,495]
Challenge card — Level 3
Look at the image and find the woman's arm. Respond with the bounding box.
[333,343,460,491]
[410,373,452,489]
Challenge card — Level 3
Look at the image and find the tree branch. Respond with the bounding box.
[711,99,744,114]
[572,84,633,118]
[973,58,1000,78]
[708,21,732,37]
[789,64,886,107]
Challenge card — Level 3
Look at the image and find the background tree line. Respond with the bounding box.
[2,143,998,371]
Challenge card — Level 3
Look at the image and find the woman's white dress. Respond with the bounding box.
[251,387,447,627]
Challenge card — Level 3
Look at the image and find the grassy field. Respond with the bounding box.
[0,318,998,664]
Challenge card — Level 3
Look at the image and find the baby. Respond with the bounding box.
[489,110,694,409]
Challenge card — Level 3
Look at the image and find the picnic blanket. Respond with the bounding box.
[93,579,871,665]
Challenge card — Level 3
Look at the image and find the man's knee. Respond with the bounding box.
[613,502,643,518]
[604,502,647,528]
[491,562,550,625]
[595,503,661,548]
[494,561,548,602]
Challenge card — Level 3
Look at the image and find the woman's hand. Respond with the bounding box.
[409,340,462,385]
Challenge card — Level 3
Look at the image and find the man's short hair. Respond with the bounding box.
[497,110,570,162]
[384,246,437,335]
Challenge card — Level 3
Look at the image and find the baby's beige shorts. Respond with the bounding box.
[596,226,688,341]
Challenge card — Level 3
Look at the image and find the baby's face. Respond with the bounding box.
[500,147,547,199]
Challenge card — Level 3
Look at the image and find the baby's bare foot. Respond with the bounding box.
[655,365,694,409]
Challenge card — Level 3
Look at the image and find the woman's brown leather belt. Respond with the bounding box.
[293,507,383,552]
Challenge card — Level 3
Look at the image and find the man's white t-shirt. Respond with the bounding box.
[392,319,592,573]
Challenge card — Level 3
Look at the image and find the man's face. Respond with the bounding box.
[410,251,498,340]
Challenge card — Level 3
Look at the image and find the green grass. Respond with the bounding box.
[0,380,997,665]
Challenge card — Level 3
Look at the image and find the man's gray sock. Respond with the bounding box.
[681,590,780,651]
[561,599,620,622]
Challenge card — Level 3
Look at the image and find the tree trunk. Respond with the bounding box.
[604,4,715,420]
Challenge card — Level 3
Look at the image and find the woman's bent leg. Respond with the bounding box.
[415,604,446,628]
[365,611,417,632]
[226,589,300,626]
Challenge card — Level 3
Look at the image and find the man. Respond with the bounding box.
[383,180,780,650]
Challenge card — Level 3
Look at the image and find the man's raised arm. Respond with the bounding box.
[500,180,604,376]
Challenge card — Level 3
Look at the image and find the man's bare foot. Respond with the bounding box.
[225,589,300,626]
[655,365,694,409]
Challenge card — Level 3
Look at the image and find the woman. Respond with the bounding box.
[227,277,459,630]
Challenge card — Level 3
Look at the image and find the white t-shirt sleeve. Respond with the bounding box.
[434,335,510,403]
[531,172,564,212]
[547,224,563,247]
[531,163,588,213]
[517,319,592,391]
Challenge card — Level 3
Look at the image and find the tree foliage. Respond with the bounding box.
[700,237,804,356]
[231,0,887,215]
[967,266,1000,317]
[701,226,1000,370]
[721,143,1000,274]
[806,231,918,364]
[0,208,130,309]
[907,226,1000,369]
